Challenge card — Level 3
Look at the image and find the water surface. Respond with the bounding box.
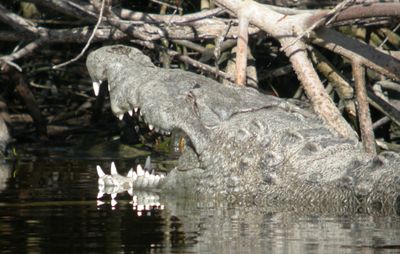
[0,159,400,254]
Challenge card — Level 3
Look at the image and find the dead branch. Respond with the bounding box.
[282,0,355,51]
[0,3,39,34]
[215,0,357,139]
[26,0,97,22]
[0,38,46,72]
[117,7,225,24]
[309,48,356,119]
[235,10,249,85]
[376,80,400,94]
[352,60,376,155]
[367,89,400,128]
[312,28,400,82]
[53,0,106,69]
[131,40,234,82]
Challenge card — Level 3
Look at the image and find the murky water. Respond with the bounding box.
[1,158,400,254]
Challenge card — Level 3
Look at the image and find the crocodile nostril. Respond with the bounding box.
[370,200,383,212]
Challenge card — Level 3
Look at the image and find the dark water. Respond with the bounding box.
[1,159,400,254]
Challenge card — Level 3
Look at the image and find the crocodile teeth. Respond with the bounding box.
[111,162,118,175]
[111,199,117,207]
[92,81,100,96]
[148,124,154,131]
[144,156,151,170]
[127,168,134,177]
[107,83,111,91]
[117,114,124,121]
[111,193,117,200]
[131,171,137,181]
[97,191,104,199]
[97,200,105,206]
[134,107,139,113]
[148,174,157,186]
[128,110,133,116]
[96,165,105,177]
[137,164,145,176]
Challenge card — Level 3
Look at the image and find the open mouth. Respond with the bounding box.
[93,79,196,206]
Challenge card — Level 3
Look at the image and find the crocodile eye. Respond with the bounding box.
[170,129,192,155]
[178,136,186,153]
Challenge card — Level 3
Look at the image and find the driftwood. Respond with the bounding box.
[0,0,399,152]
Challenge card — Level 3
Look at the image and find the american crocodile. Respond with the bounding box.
[87,45,400,212]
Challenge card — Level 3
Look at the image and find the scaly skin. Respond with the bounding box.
[87,45,400,212]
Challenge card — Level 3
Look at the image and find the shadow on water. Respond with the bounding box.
[1,155,400,253]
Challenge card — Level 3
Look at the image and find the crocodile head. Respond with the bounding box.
[86,45,296,169]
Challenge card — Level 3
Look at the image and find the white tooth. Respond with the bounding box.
[166,131,170,135]
[108,83,111,91]
[137,164,145,176]
[145,171,150,177]
[147,174,155,186]
[97,200,105,206]
[144,156,151,170]
[127,168,133,177]
[96,165,105,177]
[132,171,137,181]
[140,111,143,116]
[118,114,124,121]
[148,124,154,131]
[111,162,118,175]
[154,175,160,184]
[111,199,117,207]
[97,191,104,199]
[111,193,117,200]
[128,110,133,116]
[155,127,159,133]
[92,81,100,96]
[142,177,149,187]
[134,107,139,113]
